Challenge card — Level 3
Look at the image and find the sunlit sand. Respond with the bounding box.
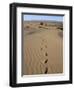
[22,21,63,75]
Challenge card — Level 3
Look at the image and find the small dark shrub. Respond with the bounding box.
[40,22,43,25]
[26,26,29,28]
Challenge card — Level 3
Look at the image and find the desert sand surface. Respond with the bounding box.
[22,21,63,75]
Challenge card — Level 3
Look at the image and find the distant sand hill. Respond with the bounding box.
[22,21,63,75]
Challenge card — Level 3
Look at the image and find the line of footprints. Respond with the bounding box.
[41,38,48,74]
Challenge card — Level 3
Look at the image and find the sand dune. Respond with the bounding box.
[22,21,63,75]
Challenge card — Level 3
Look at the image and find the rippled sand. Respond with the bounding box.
[22,22,63,75]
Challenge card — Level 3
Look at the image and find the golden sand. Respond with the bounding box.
[22,22,63,75]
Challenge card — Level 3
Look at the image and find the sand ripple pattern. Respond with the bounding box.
[22,22,63,75]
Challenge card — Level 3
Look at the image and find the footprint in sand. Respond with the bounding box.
[42,38,46,42]
[44,67,48,74]
[42,39,44,42]
[45,45,47,48]
[44,59,48,63]
[40,39,48,74]
[45,52,48,56]
[41,47,43,50]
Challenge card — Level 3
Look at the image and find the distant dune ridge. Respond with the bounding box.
[22,21,63,75]
[23,21,63,35]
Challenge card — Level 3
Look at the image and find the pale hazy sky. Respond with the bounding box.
[23,14,63,22]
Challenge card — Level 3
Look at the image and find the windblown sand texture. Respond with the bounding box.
[22,21,63,75]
